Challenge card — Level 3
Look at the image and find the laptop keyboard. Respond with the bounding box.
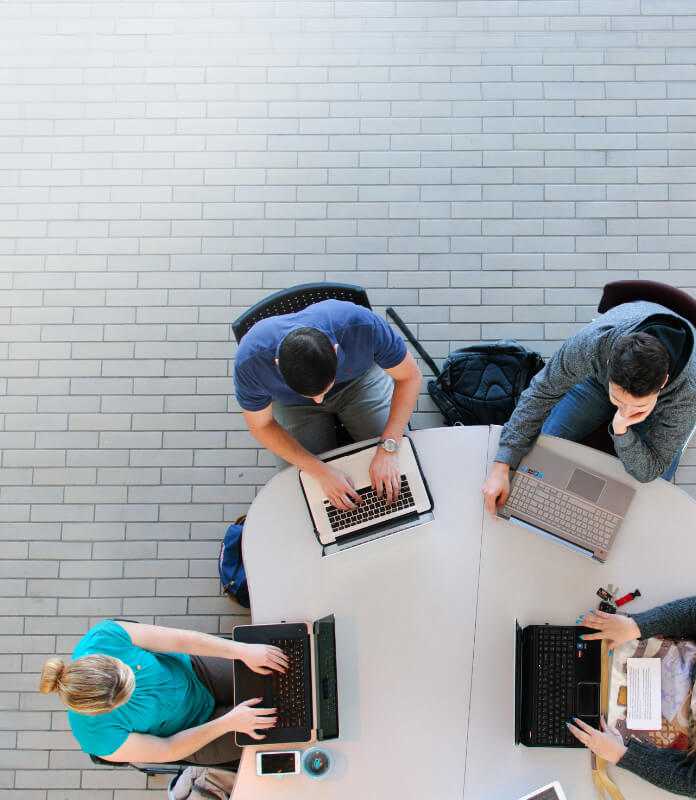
[268,637,308,729]
[533,627,576,746]
[324,475,415,533]
[506,473,620,550]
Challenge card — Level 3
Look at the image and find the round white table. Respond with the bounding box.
[231,426,696,800]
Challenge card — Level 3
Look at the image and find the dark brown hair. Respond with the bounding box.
[608,332,669,397]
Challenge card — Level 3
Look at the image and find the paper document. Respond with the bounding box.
[627,658,662,730]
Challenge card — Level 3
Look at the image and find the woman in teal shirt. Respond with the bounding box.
[39,619,287,765]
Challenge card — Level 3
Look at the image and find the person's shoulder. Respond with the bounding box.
[68,708,97,738]
[234,316,280,366]
[73,619,131,660]
[316,299,375,327]
[68,707,128,757]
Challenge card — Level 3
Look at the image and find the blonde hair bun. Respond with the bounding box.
[39,657,66,694]
[38,654,134,714]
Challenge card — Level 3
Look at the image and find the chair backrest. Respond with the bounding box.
[231,282,371,343]
[89,754,239,773]
[598,280,696,328]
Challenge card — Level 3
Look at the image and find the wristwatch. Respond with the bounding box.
[379,437,399,453]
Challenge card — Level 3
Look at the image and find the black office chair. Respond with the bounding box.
[231,281,371,344]
[232,282,372,446]
[582,279,696,457]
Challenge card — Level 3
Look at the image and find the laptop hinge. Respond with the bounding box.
[507,516,594,560]
[323,511,433,556]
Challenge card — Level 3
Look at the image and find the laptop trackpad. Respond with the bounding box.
[566,469,605,504]
[577,682,600,717]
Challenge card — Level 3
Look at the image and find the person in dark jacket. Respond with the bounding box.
[483,301,696,515]
[570,597,696,796]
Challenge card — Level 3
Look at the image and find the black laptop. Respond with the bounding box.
[232,614,339,746]
[515,622,601,747]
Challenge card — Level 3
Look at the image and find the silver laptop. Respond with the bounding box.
[299,436,433,554]
[498,438,635,562]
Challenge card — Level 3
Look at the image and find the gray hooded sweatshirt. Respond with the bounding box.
[495,301,696,482]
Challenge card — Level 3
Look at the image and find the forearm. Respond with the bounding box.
[618,739,696,797]
[496,338,595,467]
[382,375,420,441]
[155,716,231,763]
[170,628,248,661]
[611,407,694,483]
[610,427,670,483]
[496,364,570,467]
[496,378,561,467]
[120,621,249,662]
[630,596,696,641]
[250,417,324,475]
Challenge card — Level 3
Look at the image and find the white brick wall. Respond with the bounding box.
[1,0,696,795]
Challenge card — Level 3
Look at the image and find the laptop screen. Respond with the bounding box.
[514,620,523,745]
[313,614,339,740]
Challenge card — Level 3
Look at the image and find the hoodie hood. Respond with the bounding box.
[632,312,694,384]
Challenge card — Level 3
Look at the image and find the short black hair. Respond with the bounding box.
[608,332,670,397]
[278,327,337,397]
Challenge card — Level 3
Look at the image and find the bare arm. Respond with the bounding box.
[103,700,276,763]
[118,621,244,660]
[369,352,422,503]
[243,406,362,511]
[381,351,422,442]
[116,622,288,675]
[243,405,325,475]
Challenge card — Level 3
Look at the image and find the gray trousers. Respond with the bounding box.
[187,656,243,767]
[272,363,395,464]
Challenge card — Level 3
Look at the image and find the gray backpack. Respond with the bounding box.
[168,767,236,800]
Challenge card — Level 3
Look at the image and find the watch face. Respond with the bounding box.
[382,438,398,453]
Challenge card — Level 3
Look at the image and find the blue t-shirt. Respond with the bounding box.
[68,621,215,757]
[233,300,407,412]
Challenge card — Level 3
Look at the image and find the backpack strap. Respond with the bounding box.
[386,306,440,377]
[592,641,626,800]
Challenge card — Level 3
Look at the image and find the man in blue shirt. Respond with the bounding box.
[233,299,422,510]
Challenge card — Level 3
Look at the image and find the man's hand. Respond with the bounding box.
[577,610,641,651]
[482,462,511,515]
[224,699,277,741]
[315,463,362,511]
[567,716,627,764]
[611,407,652,436]
[241,643,289,676]
[369,447,401,505]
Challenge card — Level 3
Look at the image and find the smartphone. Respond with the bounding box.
[255,750,301,776]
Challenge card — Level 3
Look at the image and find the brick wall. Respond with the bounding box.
[1,1,696,796]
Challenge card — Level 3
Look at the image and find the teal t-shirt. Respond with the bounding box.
[68,620,215,757]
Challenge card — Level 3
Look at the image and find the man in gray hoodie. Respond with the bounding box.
[483,300,696,514]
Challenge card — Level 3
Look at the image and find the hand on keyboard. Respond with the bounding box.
[566,715,627,764]
[482,462,511,515]
[369,447,401,504]
[577,610,641,651]
[241,642,289,676]
[315,463,363,511]
[226,698,277,741]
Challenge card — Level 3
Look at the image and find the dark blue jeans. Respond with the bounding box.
[540,377,681,481]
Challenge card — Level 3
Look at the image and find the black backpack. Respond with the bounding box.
[386,307,545,427]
